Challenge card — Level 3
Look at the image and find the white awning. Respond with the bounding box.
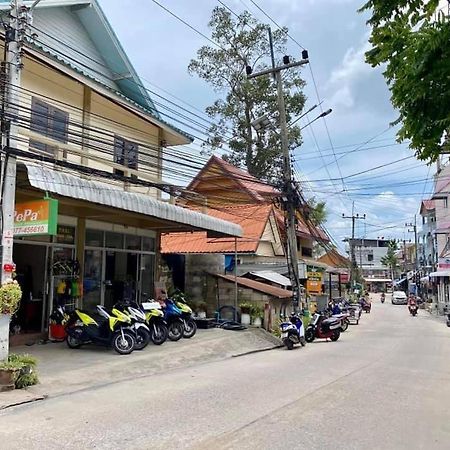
[246,271,292,287]
[429,271,450,277]
[363,278,391,282]
[22,163,242,237]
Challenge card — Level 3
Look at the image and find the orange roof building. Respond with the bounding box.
[161,204,284,257]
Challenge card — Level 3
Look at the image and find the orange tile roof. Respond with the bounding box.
[187,155,279,202]
[161,204,273,254]
[421,199,435,212]
[213,274,293,299]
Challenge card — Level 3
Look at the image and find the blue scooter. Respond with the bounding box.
[161,299,185,341]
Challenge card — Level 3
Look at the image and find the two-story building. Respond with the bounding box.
[1,0,241,340]
[419,200,437,274]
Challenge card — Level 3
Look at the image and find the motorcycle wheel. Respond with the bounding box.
[305,328,315,343]
[341,320,349,332]
[284,338,294,350]
[447,321,450,328]
[66,331,82,349]
[168,321,184,342]
[112,330,135,355]
[151,323,168,345]
[134,327,151,350]
[330,330,340,342]
[300,337,306,347]
[183,318,197,339]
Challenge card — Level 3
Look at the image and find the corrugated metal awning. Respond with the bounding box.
[22,163,242,238]
[246,271,292,287]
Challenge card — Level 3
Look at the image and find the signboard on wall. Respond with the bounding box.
[14,199,58,236]
[307,271,322,293]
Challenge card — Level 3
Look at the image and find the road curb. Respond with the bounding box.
[231,344,283,358]
[0,392,47,410]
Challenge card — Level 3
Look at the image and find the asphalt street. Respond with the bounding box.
[2,297,450,450]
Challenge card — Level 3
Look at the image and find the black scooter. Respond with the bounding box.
[65,305,136,354]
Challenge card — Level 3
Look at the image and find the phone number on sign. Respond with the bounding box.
[14,225,48,235]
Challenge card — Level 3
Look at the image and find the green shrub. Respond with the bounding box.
[250,304,264,319]
[0,353,38,389]
[239,302,253,314]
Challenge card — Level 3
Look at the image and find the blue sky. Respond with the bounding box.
[98,0,432,249]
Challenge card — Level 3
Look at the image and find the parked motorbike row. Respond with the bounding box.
[57,298,197,355]
[279,298,368,350]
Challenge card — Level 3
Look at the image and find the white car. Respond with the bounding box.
[391,291,407,305]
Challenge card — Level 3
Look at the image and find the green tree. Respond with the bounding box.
[359,1,450,161]
[307,197,327,226]
[380,240,399,280]
[188,7,306,182]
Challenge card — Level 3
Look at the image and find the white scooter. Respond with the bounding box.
[280,313,306,350]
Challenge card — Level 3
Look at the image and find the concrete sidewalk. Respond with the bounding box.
[1,327,280,409]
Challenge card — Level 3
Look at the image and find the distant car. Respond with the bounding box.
[392,291,407,305]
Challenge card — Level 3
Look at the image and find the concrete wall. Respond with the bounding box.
[184,254,224,308]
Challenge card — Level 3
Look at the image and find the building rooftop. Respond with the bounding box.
[161,204,273,254]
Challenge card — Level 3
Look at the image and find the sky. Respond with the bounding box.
[98,0,434,251]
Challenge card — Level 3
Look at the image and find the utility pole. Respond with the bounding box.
[246,30,309,311]
[342,207,366,289]
[0,0,28,283]
[406,217,419,294]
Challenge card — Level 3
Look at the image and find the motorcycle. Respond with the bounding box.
[305,312,341,343]
[112,303,151,350]
[170,290,197,339]
[446,314,450,327]
[360,297,372,313]
[174,300,197,339]
[140,301,169,345]
[381,294,385,304]
[331,313,350,332]
[65,305,136,354]
[409,303,418,317]
[279,313,306,350]
[339,300,361,325]
[160,299,185,341]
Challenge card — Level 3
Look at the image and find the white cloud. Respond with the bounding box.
[326,39,372,109]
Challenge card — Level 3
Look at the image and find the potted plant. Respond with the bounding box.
[239,302,252,325]
[0,278,22,362]
[251,304,263,327]
[0,353,38,391]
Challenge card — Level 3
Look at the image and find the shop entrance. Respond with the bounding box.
[13,243,48,334]
[83,249,155,311]
[104,251,138,310]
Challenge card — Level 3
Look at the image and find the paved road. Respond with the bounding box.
[2,299,450,450]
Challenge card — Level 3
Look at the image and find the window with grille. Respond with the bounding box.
[29,97,69,155]
[114,136,139,178]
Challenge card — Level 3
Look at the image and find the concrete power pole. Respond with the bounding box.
[246,30,309,310]
[406,217,419,294]
[1,0,28,283]
[342,209,366,289]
